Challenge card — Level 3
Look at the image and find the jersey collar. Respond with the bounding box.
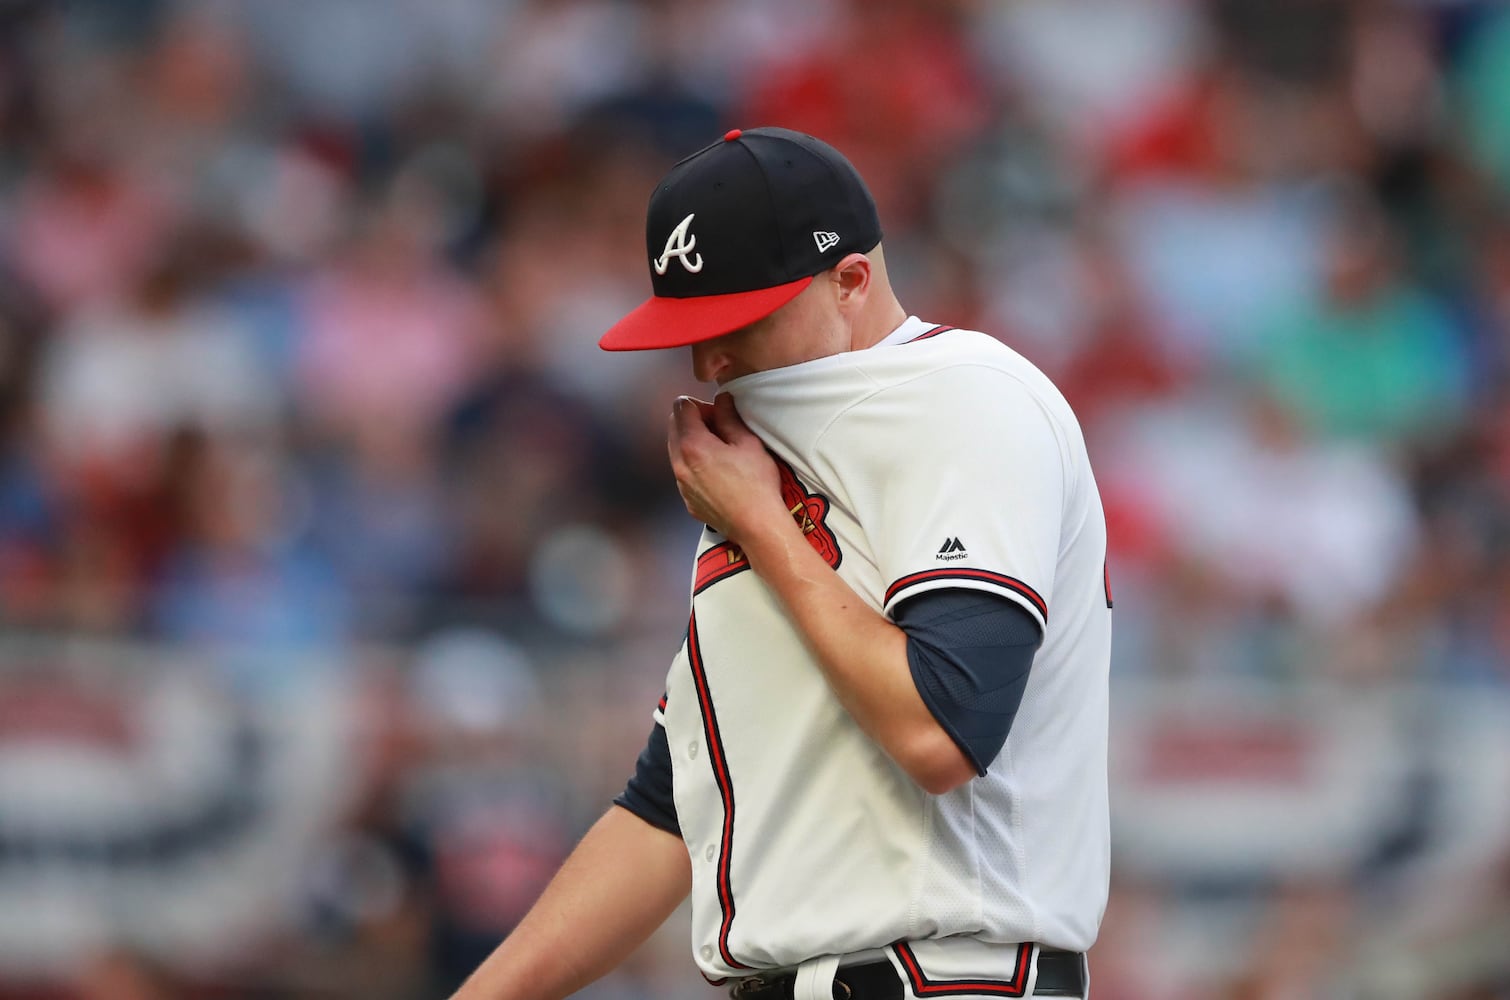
[874,316,936,348]
[720,316,940,392]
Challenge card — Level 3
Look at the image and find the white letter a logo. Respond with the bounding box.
[654,213,704,275]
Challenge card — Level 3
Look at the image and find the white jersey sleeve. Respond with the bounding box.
[820,363,1067,631]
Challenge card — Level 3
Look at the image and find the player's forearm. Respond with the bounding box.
[740,521,975,794]
[451,806,691,1000]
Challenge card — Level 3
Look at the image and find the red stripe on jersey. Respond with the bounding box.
[694,457,840,597]
[892,941,1034,997]
[686,613,751,970]
[657,693,668,712]
[695,541,749,595]
[885,568,1047,622]
[906,323,956,342]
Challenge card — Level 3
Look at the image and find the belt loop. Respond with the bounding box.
[793,954,841,1000]
[1025,944,1042,998]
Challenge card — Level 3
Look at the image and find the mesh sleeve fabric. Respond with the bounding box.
[613,721,681,836]
[896,589,1043,776]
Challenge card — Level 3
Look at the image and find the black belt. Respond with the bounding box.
[729,948,1086,999]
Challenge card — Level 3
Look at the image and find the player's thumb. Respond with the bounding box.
[712,392,754,444]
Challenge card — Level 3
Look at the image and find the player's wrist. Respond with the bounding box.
[725,495,794,547]
[742,515,831,590]
[730,507,799,564]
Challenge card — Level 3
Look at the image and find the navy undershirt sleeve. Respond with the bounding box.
[613,721,681,836]
[895,589,1043,777]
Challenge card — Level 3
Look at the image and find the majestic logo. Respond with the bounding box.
[654,213,704,274]
[937,537,967,561]
[813,230,840,253]
[693,457,841,595]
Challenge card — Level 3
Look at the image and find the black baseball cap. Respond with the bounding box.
[599,126,882,352]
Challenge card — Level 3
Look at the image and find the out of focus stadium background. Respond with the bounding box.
[1,0,1509,997]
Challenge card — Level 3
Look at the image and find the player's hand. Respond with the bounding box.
[668,393,787,541]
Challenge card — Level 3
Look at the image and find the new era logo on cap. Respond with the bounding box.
[813,230,840,253]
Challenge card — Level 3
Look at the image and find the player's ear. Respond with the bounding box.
[832,253,871,314]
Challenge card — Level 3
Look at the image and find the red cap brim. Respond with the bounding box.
[598,276,813,351]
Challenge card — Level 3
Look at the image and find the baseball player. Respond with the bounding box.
[453,127,1110,1000]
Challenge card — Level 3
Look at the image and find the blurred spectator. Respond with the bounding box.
[72,949,176,1000]
[1458,5,1510,196]
[37,246,278,474]
[1247,187,1468,448]
[1104,390,1418,633]
[742,0,990,223]
[1105,60,1337,366]
[1216,882,1355,999]
[480,0,650,144]
[395,629,572,994]
[148,433,351,669]
[295,198,482,445]
[7,153,172,316]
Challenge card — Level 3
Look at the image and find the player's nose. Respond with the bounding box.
[690,340,731,384]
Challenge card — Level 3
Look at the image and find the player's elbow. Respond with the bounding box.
[912,755,977,795]
[898,730,978,795]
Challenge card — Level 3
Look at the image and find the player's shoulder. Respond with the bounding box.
[851,323,1068,413]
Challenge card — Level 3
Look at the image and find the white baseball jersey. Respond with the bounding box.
[654,316,1111,988]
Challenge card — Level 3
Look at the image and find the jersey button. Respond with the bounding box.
[688,741,699,759]
[705,844,716,862]
[701,945,714,961]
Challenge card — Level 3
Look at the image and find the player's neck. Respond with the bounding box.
[850,293,908,352]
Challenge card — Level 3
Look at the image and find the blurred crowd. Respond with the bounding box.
[1,0,1509,997]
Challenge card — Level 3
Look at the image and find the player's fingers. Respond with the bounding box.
[667,398,689,466]
[668,395,697,443]
[668,396,713,465]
